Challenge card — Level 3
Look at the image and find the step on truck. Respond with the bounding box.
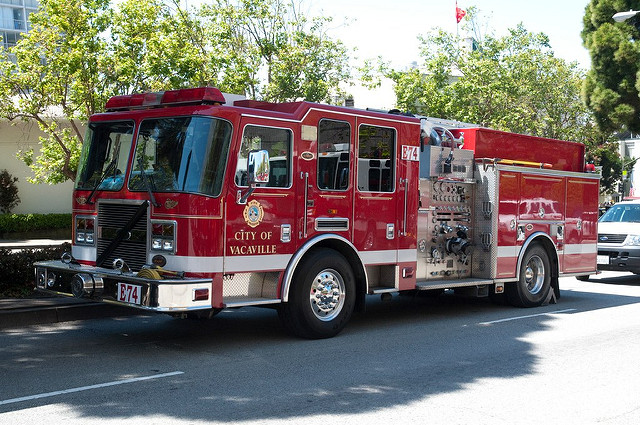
[34,87,599,338]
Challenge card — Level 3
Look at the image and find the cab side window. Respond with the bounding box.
[317,119,351,191]
[235,125,292,188]
[357,125,395,192]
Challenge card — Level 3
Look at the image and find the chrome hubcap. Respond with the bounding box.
[309,269,345,321]
[524,255,545,295]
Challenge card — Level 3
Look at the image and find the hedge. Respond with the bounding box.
[0,243,71,297]
[0,213,71,234]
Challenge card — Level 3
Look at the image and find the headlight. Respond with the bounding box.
[623,235,640,246]
[151,221,176,254]
[75,216,95,246]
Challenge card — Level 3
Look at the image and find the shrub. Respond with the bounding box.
[0,169,20,213]
[0,243,71,297]
[0,213,71,234]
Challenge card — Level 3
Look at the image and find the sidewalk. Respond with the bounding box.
[0,238,70,250]
[0,238,142,330]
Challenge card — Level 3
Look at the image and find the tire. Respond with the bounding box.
[279,248,356,339]
[507,243,552,307]
[576,275,590,281]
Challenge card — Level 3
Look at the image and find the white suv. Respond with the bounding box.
[596,200,640,275]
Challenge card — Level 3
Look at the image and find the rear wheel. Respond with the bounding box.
[279,248,355,339]
[507,243,552,307]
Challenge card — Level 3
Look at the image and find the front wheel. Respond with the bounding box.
[279,248,355,339]
[507,243,552,307]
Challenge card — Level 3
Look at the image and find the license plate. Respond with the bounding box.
[117,283,142,305]
[597,255,610,265]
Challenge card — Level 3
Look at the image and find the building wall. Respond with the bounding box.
[0,0,38,49]
[0,120,74,214]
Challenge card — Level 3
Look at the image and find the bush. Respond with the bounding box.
[0,169,20,213]
[0,213,71,234]
[0,243,71,297]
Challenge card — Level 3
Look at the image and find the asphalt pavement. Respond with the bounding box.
[0,238,142,330]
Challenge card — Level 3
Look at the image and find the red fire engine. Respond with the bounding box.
[34,87,599,338]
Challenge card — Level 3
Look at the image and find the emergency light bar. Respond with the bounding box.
[105,87,226,111]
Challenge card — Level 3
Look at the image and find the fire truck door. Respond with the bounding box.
[297,118,354,241]
[352,122,399,256]
[226,121,297,276]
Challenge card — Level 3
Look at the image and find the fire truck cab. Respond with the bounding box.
[35,87,599,338]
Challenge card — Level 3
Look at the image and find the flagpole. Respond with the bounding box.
[456,0,459,38]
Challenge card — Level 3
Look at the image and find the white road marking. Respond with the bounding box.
[0,371,184,407]
[478,309,577,326]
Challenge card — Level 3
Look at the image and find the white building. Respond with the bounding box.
[0,0,73,214]
[0,120,74,214]
[0,0,37,48]
[620,136,640,200]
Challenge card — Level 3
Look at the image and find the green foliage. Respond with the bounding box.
[383,18,622,194]
[0,0,352,185]
[582,0,640,133]
[200,0,351,102]
[0,243,71,297]
[0,214,71,234]
[389,24,596,144]
[0,170,20,214]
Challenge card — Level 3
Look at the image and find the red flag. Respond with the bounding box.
[456,2,466,23]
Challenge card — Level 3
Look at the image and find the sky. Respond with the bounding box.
[182,0,593,108]
[304,0,592,108]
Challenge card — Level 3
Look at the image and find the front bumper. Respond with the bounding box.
[597,245,640,274]
[34,260,214,313]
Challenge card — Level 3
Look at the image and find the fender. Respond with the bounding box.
[281,234,367,302]
[516,231,559,279]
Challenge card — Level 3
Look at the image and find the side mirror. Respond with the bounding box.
[248,149,270,185]
[238,150,270,204]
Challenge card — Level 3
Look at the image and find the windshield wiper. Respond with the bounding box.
[136,152,160,207]
[86,158,117,205]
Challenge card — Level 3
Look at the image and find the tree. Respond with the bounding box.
[383,16,623,193]
[582,0,640,134]
[0,170,20,214]
[0,0,352,184]
[0,0,111,184]
[389,24,596,145]
[200,0,351,102]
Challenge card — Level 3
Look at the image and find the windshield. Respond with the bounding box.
[599,203,640,223]
[75,121,134,191]
[129,116,232,197]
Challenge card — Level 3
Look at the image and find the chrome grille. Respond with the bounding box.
[598,233,627,244]
[97,202,148,271]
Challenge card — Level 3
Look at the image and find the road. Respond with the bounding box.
[1,272,640,424]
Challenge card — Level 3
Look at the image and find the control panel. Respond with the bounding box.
[417,147,475,281]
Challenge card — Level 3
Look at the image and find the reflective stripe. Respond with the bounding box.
[398,249,418,262]
[161,255,224,274]
[225,254,292,272]
[72,245,96,262]
[564,243,597,255]
[497,245,519,259]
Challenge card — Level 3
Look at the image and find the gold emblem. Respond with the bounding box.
[243,200,264,228]
[76,197,87,205]
[165,199,179,209]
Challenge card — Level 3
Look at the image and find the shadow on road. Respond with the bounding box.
[1,279,639,422]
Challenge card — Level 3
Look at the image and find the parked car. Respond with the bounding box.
[587,200,640,278]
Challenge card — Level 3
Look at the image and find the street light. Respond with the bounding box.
[613,10,640,23]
